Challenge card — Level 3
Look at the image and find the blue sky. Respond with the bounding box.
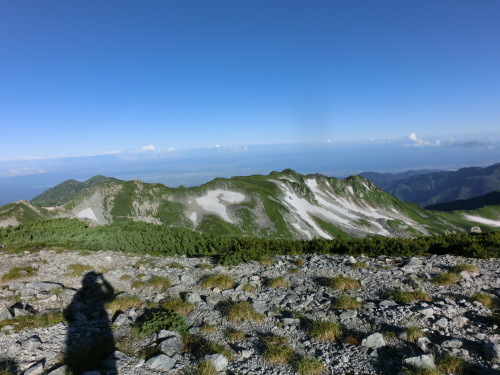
[1,0,499,161]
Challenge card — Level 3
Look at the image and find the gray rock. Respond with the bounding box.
[403,354,436,370]
[13,308,32,317]
[25,282,63,292]
[22,361,44,375]
[185,292,202,303]
[21,335,42,350]
[252,301,267,312]
[442,338,463,348]
[0,307,13,321]
[417,337,431,352]
[419,308,435,317]
[159,334,183,356]
[379,300,397,307]
[486,342,500,363]
[406,257,423,268]
[47,365,70,375]
[340,310,357,320]
[204,354,229,372]
[112,312,131,326]
[145,354,176,371]
[361,333,386,348]
[435,317,448,328]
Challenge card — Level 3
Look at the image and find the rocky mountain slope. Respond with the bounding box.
[0,248,499,374]
[1,170,499,238]
[360,163,500,207]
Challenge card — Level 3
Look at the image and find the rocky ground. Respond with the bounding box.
[1,248,500,375]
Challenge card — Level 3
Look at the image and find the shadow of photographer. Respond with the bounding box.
[63,271,116,375]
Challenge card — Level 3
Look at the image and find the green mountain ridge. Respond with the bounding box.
[1,169,499,238]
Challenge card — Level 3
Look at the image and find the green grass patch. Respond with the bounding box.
[431,272,461,285]
[328,276,360,291]
[267,276,290,289]
[385,289,431,304]
[67,263,93,277]
[200,274,235,290]
[1,266,38,282]
[294,357,325,375]
[308,320,342,341]
[262,335,294,364]
[225,301,265,323]
[332,295,363,310]
[0,311,65,332]
[160,298,195,316]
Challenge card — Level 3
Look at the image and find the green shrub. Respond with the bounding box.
[136,309,188,336]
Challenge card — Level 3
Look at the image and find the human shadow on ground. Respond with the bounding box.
[63,271,116,375]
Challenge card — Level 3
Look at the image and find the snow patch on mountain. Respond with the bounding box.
[463,214,500,227]
[75,208,98,222]
[195,190,245,223]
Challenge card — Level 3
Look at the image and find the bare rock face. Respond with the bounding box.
[0,248,499,374]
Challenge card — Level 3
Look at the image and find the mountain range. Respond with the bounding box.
[360,163,500,207]
[1,169,499,239]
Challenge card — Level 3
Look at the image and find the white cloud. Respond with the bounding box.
[4,168,46,177]
[407,133,440,147]
[141,145,155,151]
[408,133,418,142]
[326,138,332,143]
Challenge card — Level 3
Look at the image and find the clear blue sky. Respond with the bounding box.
[1,0,500,159]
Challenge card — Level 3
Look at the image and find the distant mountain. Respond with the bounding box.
[426,190,500,212]
[359,169,441,187]
[1,169,498,238]
[360,163,500,207]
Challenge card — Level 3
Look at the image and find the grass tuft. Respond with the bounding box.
[67,263,93,277]
[438,355,464,374]
[226,301,265,323]
[200,324,217,334]
[267,276,290,289]
[351,261,368,269]
[258,256,275,266]
[332,295,363,310]
[105,295,142,314]
[450,263,479,273]
[262,335,294,364]
[187,360,217,375]
[472,293,494,308]
[328,276,360,291]
[226,330,245,342]
[200,274,235,290]
[431,272,460,285]
[385,289,430,304]
[294,357,325,375]
[161,298,195,316]
[308,320,342,342]
[168,261,185,269]
[406,326,424,343]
